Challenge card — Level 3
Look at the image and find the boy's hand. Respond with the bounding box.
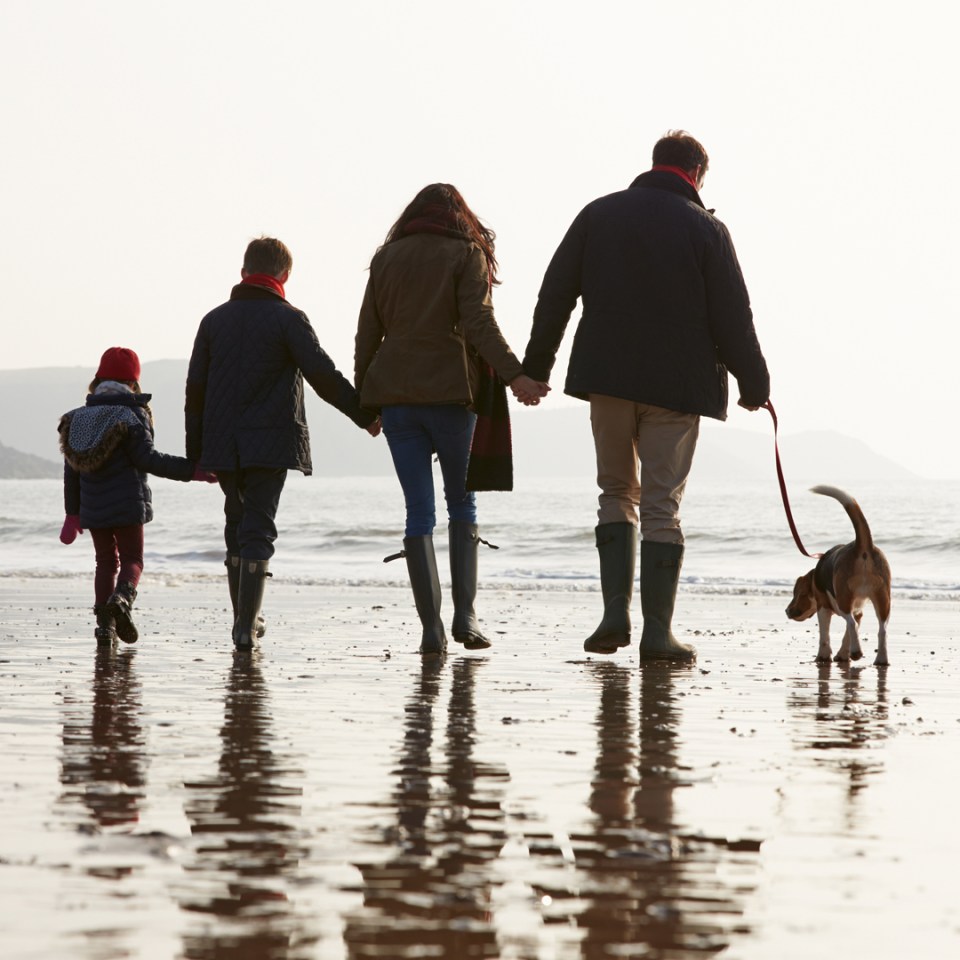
[192,467,218,483]
[60,515,83,544]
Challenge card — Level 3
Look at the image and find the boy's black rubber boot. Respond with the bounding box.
[226,554,266,642]
[236,559,271,650]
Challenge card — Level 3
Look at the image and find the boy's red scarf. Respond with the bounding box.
[241,273,286,298]
[651,164,700,190]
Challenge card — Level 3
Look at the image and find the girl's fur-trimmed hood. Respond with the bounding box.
[59,401,149,474]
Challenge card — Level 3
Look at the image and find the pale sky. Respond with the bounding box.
[2,1,958,476]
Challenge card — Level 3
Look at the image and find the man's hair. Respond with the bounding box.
[652,130,709,174]
[243,236,293,277]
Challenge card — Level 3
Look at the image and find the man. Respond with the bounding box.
[186,237,380,649]
[522,131,769,662]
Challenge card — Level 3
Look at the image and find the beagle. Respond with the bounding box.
[785,485,891,666]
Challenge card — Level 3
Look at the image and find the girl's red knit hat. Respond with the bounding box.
[95,347,141,383]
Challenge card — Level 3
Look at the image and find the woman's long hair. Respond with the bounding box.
[378,183,500,285]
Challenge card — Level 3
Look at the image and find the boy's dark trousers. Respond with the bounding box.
[218,468,287,560]
[219,468,285,647]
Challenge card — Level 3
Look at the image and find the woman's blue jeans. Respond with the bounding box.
[381,404,477,537]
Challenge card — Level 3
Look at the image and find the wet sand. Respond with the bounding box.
[2,576,959,959]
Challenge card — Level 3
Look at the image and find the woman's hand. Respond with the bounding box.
[509,375,550,406]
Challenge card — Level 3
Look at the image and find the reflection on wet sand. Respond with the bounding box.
[345,658,507,958]
[12,581,960,959]
[570,662,760,957]
[788,663,890,820]
[178,652,309,959]
[58,647,146,837]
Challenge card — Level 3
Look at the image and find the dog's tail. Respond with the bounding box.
[811,485,874,552]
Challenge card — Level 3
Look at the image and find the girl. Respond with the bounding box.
[355,184,547,657]
[58,346,215,646]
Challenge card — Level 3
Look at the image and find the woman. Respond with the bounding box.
[355,184,546,657]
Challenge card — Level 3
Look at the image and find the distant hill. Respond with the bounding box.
[0,440,61,479]
[0,361,920,482]
[691,420,919,483]
[509,406,920,484]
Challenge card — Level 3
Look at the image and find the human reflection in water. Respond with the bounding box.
[179,652,308,960]
[345,658,506,959]
[788,662,890,828]
[58,647,146,834]
[573,662,758,957]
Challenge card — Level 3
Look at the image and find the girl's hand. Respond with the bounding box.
[60,515,83,544]
[192,467,219,483]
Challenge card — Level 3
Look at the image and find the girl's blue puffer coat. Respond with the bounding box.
[59,386,195,528]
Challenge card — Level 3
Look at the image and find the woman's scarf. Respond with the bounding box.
[400,203,467,241]
[466,362,513,492]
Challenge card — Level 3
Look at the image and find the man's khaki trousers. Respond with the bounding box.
[589,395,700,544]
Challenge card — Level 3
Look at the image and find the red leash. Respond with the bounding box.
[763,401,822,559]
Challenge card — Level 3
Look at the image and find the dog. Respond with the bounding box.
[785,485,891,666]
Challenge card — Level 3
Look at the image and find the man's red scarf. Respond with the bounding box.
[241,273,286,298]
[651,164,700,191]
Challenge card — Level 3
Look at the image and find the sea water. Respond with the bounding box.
[2,474,956,600]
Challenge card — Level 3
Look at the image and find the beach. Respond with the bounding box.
[2,575,959,959]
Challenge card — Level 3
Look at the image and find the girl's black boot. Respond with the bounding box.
[105,581,138,644]
[93,604,117,646]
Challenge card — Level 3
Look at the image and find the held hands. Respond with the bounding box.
[60,515,83,544]
[192,466,219,483]
[366,416,382,437]
[510,375,551,406]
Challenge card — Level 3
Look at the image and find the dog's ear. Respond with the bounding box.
[786,571,817,620]
[791,571,813,598]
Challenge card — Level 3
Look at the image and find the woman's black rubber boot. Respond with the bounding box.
[403,535,447,658]
[449,521,492,650]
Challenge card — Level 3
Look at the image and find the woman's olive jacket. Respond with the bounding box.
[354,234,524,410]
